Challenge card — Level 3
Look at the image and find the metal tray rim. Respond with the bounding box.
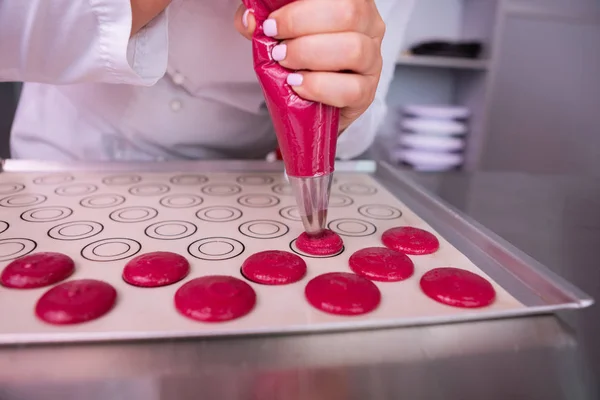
[375,162,594,309]
[0,302,584,346]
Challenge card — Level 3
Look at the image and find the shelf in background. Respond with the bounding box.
[396,55,489,71]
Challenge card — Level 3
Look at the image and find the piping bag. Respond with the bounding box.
[243,0,340,236]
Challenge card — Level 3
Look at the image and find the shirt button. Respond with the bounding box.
[170,100,182,112]
[172,72,185,85]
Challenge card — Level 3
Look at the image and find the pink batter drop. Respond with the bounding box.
[1,252,75,289]
[175,276,256,322]
[381,226,440,255]
[122,251,190,287]
[296,229,343,256]
[420,267,496,308]
[305,272,381,315]
[35,279,117,325]
[241,250,307,285]
[349,247,414,282]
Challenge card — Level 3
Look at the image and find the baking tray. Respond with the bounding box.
[0,159,593,344]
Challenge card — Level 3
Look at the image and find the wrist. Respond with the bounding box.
[130,0,171,36]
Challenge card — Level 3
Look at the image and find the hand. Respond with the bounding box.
[235,0,385,133]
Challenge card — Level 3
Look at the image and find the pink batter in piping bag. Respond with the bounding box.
[243,0,340,236]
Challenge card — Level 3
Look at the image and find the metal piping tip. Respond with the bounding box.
[288,174,333,236]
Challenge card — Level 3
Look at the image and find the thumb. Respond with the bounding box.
[234,4,256,40]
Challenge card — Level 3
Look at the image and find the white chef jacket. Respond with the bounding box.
[0,0,414,162]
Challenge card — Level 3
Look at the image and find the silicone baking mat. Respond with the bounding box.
[0,169,542,344]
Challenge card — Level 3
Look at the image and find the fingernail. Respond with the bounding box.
[242,8,253,29]
[263,19,277,37]
[287,73,303,86]
[271,44,287,61]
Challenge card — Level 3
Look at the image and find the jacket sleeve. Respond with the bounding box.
[0,0,168,85]
[336,0,414,160]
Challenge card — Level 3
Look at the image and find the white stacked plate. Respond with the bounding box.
[400,134,465,152]
[397,149,464,171]
[400,117,467,137]
[396,105,469,171]
[404,105,471,120]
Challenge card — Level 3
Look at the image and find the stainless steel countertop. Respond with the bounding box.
[1,170,598,400]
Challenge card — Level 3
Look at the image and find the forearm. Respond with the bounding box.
[336,0,415,159]
[336,98,387,159]
[131,0,171,36]
[0,0,169,85]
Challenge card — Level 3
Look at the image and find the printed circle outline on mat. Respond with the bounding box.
[169,174,209,185]
[102,174,142,186]
[271,183,293,196]
[0,221,8,234]
[201,183,242,196]
[54,183,98,196]
[0,182,25,195]
[338,183,377,196]
[358,204,402,220]
[145,220,197,240]
[188,237,245,261]
[289,239,345,259]
[238,220,289,239]
[20,206,74,223]
[81,238,142,262]
[329,194,354,208]
[79,193,126,209]
[48,221,104,241]
[0,238,37,262]
[109,206,159,223]
[128,183,170,196]
[159,193,203,209]
[237,194,280,208]
[33,174,74,185]
[196,206,243,222]
[236,175,275,185]
[328,218,377,237]
[279,205,301,221]
[0,193,47,208]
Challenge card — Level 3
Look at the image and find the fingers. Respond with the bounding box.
[234,4,256,40]
[272,33,381,75]
[266,0,384,39]
[287,71,377,111]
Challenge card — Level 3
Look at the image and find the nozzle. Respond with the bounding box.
[288,174,333,236]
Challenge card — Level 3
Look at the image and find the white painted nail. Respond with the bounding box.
[242,9,252,29]
[287,73,303,86]
[271,44,287,61]
[263,19,277,37]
